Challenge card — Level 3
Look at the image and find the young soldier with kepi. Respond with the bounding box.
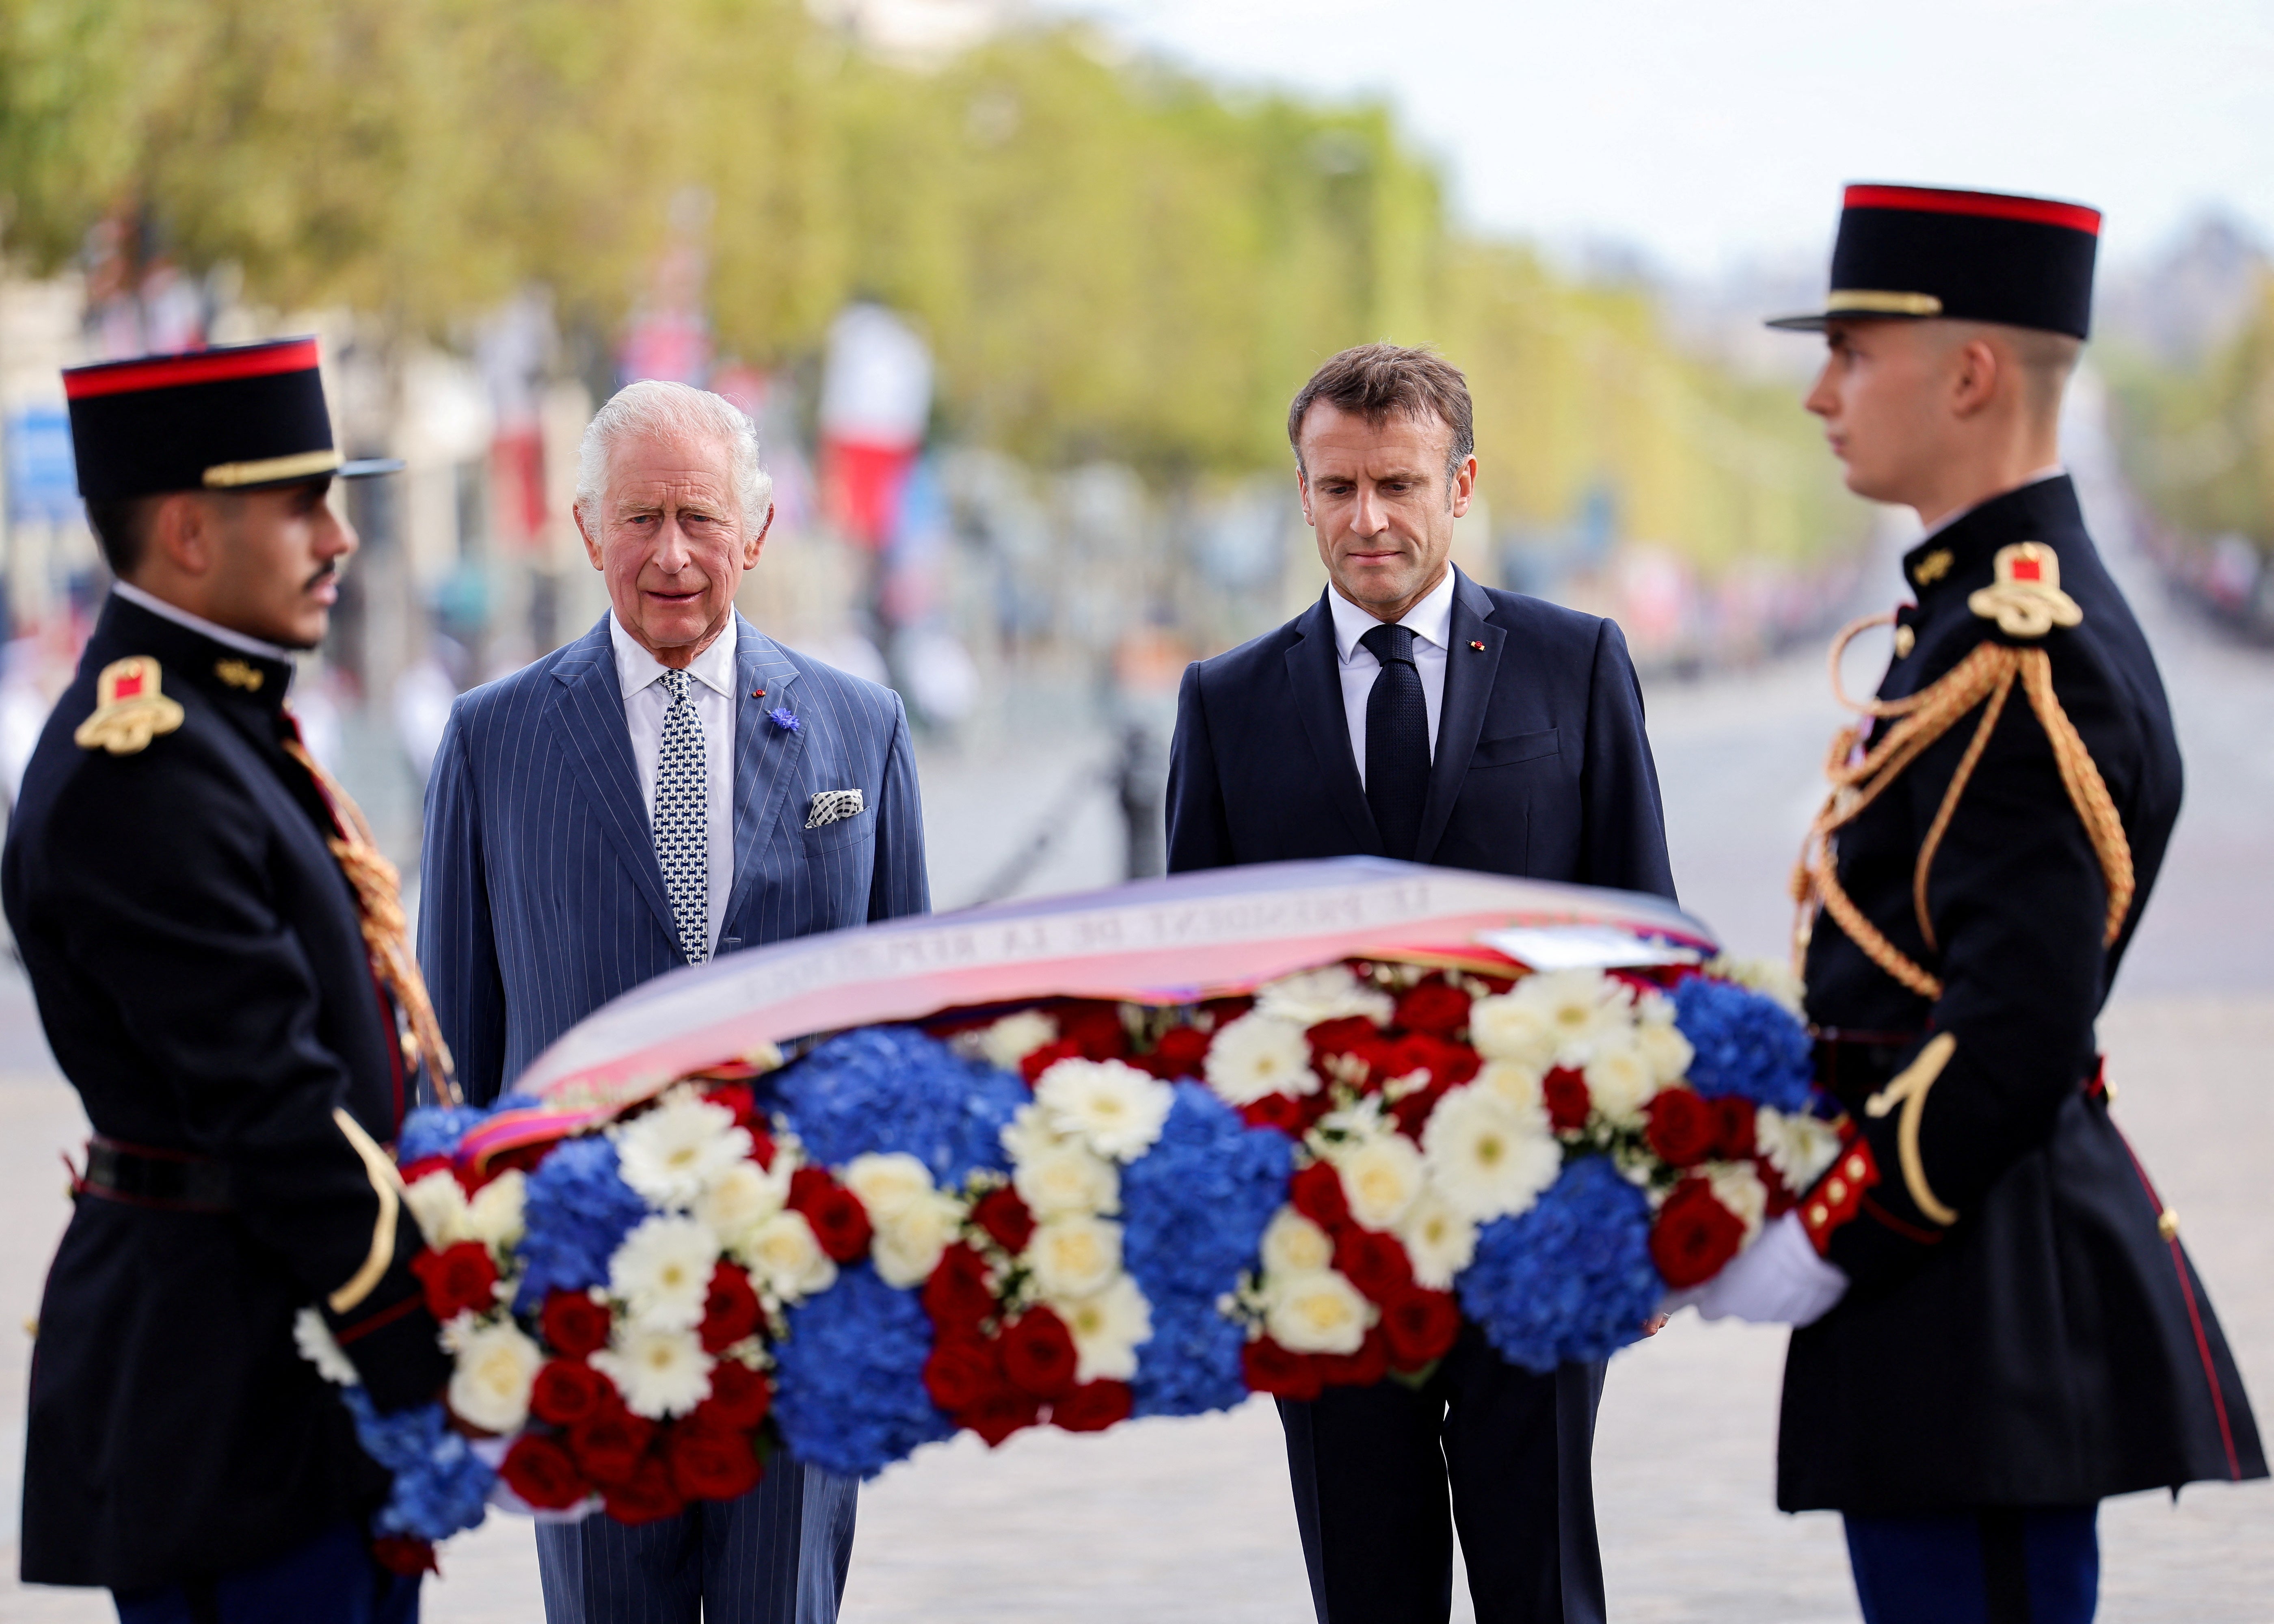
[1688,185,2266,1623]
[8,339,454,1622]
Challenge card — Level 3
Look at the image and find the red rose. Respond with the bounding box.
[1332,1226,1416,1305]
[1306,1015,1381,1063]
[398,1155,452,1187]
[958,1383,1044,1447]
[1241,1338,1324,1402]
[1394,981,1472,1038]
[700,1262,763,1353]
[1314,1326,1390,1389]
[1649,1176,1747,1289]
[1388,1080,1455,1141]
[1380,1287,1462,1370]
[569,1406,657,1488]
[705,1082,761,1133]
[1057,1004,1129,1062]
[1050,1380,1135,1433]
[922,1335,1004,1415]
[694,1360,773,1432]
[1136,1025,1213,1081]
[601,1453,686,1525]
[540,1290,614,1359]
[971,1187,1036,1255]
[409,1240,497,1321]
[1543,1067,1592,1133]
[1288,1162,1351,1233]
[1643,1088,1714,1168]
[665,1419,765,1501]
[1019,1039,1084,1083]
[999,1307,1080,1399]
[500,1433,589,1510]
[370,1537,439,1576]
[1383,1032,1480,1091]
[1710,1096,1757,1160]
[922,1242,999,1334]
[788,1168,872,1262]
[1239,1092,1319,1137]
[1758,1160,1796,1218]
[530,1358,618,1427]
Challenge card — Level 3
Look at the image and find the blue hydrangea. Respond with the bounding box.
[1672,976,1814,1112]
[772,1262,953,1478]
[397,1105,489,1164]
[772,1026,1028,1186]
[1458,1156,1662,1373]
[514,1136,648,1312]
[342,1391,493,1541]
[1120,1084,1291,1417]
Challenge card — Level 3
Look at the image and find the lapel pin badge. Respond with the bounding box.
[1469,640,1485,651]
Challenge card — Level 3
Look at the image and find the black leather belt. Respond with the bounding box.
[77,1136,234,1212]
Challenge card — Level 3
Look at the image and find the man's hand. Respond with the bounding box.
[1688,1212,1850,1327]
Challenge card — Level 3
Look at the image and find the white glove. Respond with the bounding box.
[1688,1211,1849,1327]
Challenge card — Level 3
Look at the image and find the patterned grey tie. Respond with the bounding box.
[653,668,709,965]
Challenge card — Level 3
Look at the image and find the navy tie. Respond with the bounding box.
[1359,621,1430,861]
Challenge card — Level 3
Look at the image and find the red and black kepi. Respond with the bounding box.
[1768,184,2101,339]
[62,336,402,501]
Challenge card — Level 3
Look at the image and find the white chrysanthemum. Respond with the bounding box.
[1511,968,1633,1063]
[1634,996,1696,1086]
[1331,1133,1427,1231]
[447,1319,545,1433]
[999,1102,1065,1166]
[592,1325,713,1419]
[872,1189,965,1289]
[1582,1035,1657,1124]
[404,1169,471,1248]
[1707,1162,1769,1243]
[1703,955,1806,1015]
[1756,1107,1843,1192]
[696,1158,791,1253]
[1254,965,1396,1028]
[1396,1191,1479,1290]
[1476,1059,1545,1115]
[615,1093,753,1209]
[841,1152,935,1222]
[1013,1140,1120,1218]
[957,1010,1060,1072]
[1263,1269,1375,1354]
[1202,1012,1318,1106]
[1260,1207,1337,1275]
[1024,1214,1124,1300]
[1033,1058,1175,1162]
[1420,1084,1561,1222]
[1054,1275,1154,1383]
[294,1307,361,1386]
[608,1215,720,1331]
[1465,994,1557,1070]
[463,1169,527,1250]
[746,1210,838,1302]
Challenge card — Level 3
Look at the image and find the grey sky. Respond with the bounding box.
[1046,0,2273,275]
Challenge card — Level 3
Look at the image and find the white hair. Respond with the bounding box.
[573,379,774,535]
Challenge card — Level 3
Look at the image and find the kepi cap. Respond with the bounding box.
[1768,184,2101,339]
[63,337,402,501]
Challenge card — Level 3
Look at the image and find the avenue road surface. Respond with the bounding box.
[2,445,2270,1620]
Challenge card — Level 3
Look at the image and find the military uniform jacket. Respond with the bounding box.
[5,594,449,1590]
[1779,475,2265,1513]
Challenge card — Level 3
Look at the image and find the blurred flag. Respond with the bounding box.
[819,302,931,551]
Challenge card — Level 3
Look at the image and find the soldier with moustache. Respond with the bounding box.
[1684,186,2266,1623]
[7,340,456,1622]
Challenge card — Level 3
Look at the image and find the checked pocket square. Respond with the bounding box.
[806,788,865,829]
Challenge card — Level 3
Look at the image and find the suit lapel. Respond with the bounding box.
[723,616,806,935]
[1283,592,1382,855]
[544,618,677,942]
[1414,570,1503,863]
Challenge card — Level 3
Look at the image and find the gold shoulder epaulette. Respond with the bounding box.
[73,657,187,756]
[1968,542,2082,638]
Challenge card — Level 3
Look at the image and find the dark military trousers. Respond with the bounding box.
[111,1520,418,1624]
[1845,1507,2097,1624]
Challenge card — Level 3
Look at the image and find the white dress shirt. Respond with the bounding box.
[1328,569,1456,790]
[112,581,302,667]
[610,614,737,954]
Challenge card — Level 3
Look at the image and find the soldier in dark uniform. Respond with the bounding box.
[6,339,456,1621]
[1687,186,2267,1622]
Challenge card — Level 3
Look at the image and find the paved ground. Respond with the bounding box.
[4,444,2271,1620]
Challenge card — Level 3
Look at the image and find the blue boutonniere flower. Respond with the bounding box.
[769,707,801,735]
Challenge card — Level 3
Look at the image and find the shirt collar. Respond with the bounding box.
[1328,566,1459,663]
[111,581,302,666]
[1919,465,2067,542]
[609,612,741,700]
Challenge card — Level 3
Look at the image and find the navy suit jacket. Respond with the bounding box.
[1167,570,1675,899]
[419,612,929,1105]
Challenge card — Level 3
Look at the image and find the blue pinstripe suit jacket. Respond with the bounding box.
[418,612,929,1106]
